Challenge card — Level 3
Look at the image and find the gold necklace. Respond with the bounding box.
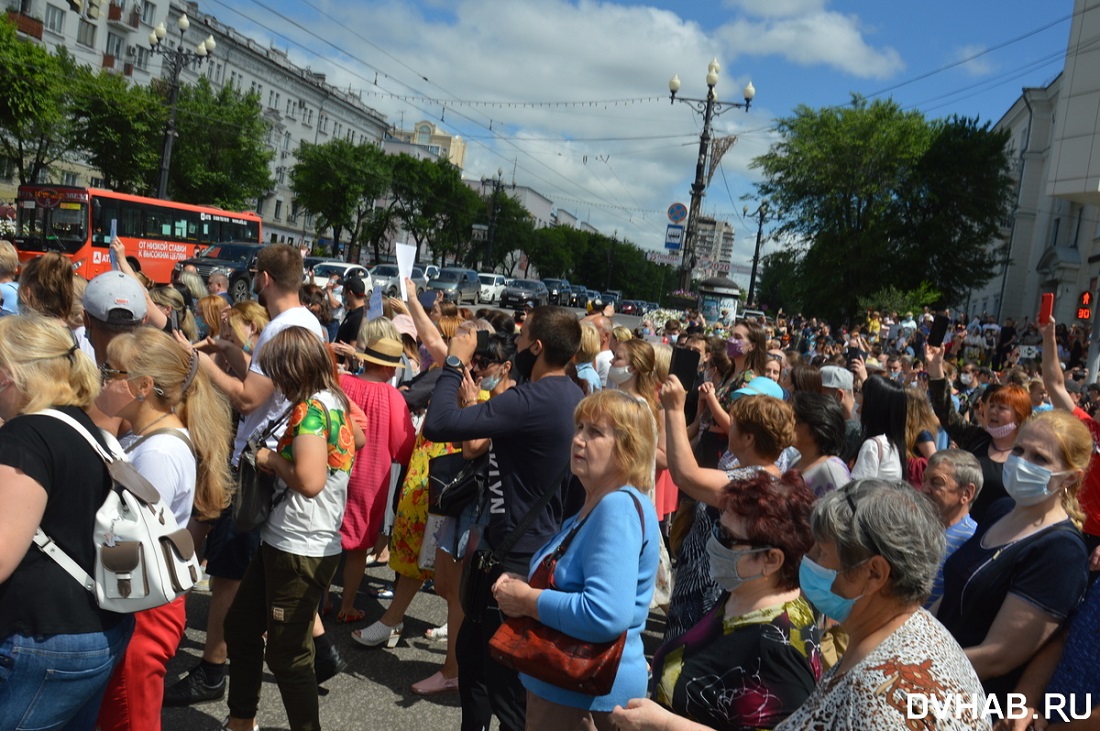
[133,411,172,435]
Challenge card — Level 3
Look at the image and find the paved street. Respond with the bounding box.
[164,559,670,730]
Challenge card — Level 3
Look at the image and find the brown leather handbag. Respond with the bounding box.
[488,492,644,696]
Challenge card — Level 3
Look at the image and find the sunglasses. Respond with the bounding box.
[99,363,129,384]
[712,522,769,551]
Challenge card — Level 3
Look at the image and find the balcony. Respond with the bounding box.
[102,53,116,69]
[106,3,137,30]
[6,10,43,40]
[123,62,133,76]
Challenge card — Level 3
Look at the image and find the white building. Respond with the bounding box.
[7,0,391,249]
[693,215,735,278]
[967,0,1100,327]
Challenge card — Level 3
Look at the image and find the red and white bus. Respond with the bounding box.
[13,185,263,283]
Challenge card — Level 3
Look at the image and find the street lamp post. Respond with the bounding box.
[149,14,216,199]
[480,168,503,271]
[744,200,769,307]
[669,59,754,293]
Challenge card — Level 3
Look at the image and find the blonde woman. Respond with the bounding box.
[0,239,19,316]
[196,294,227,340]
[613,324,634,346]
[150,286,198,341]
[574,321,603,394]
[0,315,133,729]
[95,328,233,731]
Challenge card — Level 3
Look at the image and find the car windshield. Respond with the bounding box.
[372,265,399,277]
[512,280,539,288]
[314,263,350,277]
[434,270,461,282]
[195,244,254,262]
[479,274,498,285]
[412,267,424,278]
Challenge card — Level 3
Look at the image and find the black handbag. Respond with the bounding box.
[232,406,293,532]
[427,452,489,517]
[460,462,570,622]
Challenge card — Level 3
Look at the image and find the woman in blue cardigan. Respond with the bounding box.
[493,389,661,728]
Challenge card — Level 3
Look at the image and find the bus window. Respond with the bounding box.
[118,203,142,238]
[144,210,173,238]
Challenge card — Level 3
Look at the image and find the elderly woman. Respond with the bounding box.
[777,480,988,730]
[612,471,822,731]
[936,410,1090,702]
[492,389,660,728]
[0,315,134,729]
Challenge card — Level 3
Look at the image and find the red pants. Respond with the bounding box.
[97,595,187,731]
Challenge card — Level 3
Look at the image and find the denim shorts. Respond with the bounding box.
[0,616,134,731]
[436,499,489,557]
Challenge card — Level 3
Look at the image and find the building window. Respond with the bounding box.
[44,4,64,33]
[256,197,265,216]
[289,200,299,223]
[305,108,313,125]
[142,2,156,24]
[274,200,283,220]
[276,167,285,184]
[134,45,150,70]
[417,125,430,145]
[62,171,79,186]
[77,19,96,47]
[283,132,291,151]
[90,176,104,188]
[305,212,314,227]
[106,32,123,59]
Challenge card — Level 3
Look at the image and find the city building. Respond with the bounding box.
[387,120,466,170]
[693,215,735,278]
[4,0,391,250]
[966,0,1100,328]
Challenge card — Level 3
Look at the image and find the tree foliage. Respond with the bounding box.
[753,96,1014,323]
[159,78,273,209]
[290,138,391,260]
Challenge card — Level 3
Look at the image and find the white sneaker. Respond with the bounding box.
[352,620,403,648]
[424,623,448,641]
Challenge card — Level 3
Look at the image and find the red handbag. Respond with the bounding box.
[488,493,644,697]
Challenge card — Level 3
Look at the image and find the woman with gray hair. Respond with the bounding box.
[777,480,989,731]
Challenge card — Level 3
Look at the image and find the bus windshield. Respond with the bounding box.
[17,200,88,254]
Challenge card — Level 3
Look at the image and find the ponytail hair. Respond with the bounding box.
[108,328,233,520]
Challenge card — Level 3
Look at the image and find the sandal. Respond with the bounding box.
[335,608,366,624]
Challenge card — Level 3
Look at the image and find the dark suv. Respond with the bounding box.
[173,242,262,303]
[542,278,571,305]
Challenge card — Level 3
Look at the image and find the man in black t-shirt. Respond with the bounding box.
[423,305,583,731]
[334,276,367,347]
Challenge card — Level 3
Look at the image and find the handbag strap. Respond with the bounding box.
[250,404,295,445]
[489,458,572,564]
[34,408,119,463]
[126,427,196,459]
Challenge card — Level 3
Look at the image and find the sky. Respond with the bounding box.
[193,0,1077,277]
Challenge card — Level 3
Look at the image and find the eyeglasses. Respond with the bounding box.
[712,522,769,551]
[99,363,129,384]
[471,357,498,371]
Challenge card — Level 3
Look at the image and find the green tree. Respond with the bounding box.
[755,249,804,314]
[290,139,391,260]
[753,96,1013,323]
[0,20,77,184]
[71,67,164,193]
[158,77,273,209]
[388,154,472,265]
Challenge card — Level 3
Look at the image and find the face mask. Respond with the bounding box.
[242,340,254,355]
[706,535,766,592]
[985,422,1017,440]
[607,365,633,386]
[799,556,863,623]
[727,339,747,359]
[667,334,679,344]
[514,345,537,381]
[960,374,974,386]
[480,373,502,392]
[1003,453,1069,507]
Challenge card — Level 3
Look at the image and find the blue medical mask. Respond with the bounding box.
[1003,453,1069,507]
[799,555,863,623]
[480,373,502,392]
[706,535,767,592]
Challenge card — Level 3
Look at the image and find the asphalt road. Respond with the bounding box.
[163,566,670,730]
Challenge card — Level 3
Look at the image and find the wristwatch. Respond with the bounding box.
[445,355,466,372]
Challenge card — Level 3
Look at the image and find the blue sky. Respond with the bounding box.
[196,0,1075,272]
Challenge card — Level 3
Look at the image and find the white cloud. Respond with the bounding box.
[954,44,996,77]
[722,0,827,18]
[715,11,904,79]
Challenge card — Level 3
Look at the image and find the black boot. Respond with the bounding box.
[314,635,347,685]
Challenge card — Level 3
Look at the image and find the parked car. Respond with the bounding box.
[478,273,507,304]
[312,262,372,293]
[618,300,639,316]
[585,290,603,310]
[419,263,441,281]
[567,286,587,308]
[427,268,481,304]
[541,278,571,305]
[174,242,263,303]
[370,264,428,297]
[500,279,550,308]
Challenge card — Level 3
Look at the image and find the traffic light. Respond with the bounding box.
[87,0,101,19]
[1077,291,1092,321]
[66,0,82,11]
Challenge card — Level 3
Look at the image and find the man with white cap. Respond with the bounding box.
[82,270,148,365]
[820,364,862,465]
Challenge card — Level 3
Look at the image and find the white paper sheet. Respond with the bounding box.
[395,243,417,301]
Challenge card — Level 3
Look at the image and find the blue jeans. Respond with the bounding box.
[0,617,134,731]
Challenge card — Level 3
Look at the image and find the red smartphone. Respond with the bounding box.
[1039,293,1054,326]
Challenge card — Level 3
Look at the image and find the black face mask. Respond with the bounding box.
[513,344,537,381]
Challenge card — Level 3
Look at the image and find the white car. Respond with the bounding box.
[478,273,507,303]
[312,262,372,293]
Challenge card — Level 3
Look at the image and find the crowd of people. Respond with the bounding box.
[1,236,1099,731]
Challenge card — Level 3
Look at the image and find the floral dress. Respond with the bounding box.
[388,429,460,581]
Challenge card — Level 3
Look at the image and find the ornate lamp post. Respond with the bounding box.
[669,59,754,292]
[149,14,216,199]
